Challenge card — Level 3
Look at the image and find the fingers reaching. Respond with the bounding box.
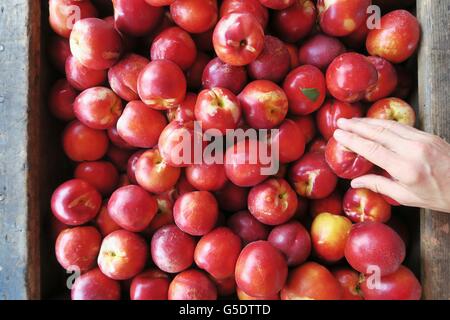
[351,174,415,206]
[338,118,429,142]
[336,118,409,153]
[333,129,407,178]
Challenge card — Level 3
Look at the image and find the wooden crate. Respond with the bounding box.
[0,0,448,299]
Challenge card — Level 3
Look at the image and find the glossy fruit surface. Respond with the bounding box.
[108,54,149,101]
[272,0,317,43]
[283,65,326,115]
[365,56,398,102]
[138,60,187,110]
[202,57,248,94]
[289,152,338,199]
[345,222,405,276]
[367,97,416,126]
[55,226,101,272]
[326,53,378,103]
[235,241,288,298]
[366,10,420,63]
[195,87,241,134]
[239,80,288,129]
[72,268,120,300]
[325,137,374,179]
[332,268,363,300]
[49,79,77,121]
[298,34,346,71]
[74,161,119,195]
[130,269,170,300]
[151,26,197,71]
[311,213,352,263]
[66,55,107,91]
[113,0,163,37]
[220,0,269,29]
[271,119,306,164]
[281,262,342,300]
[316,99,364,141]
[310,191,343,218]
[186,162,228,191]
[117,101,167,148]
[259,0,295,10]
[173,191,219,236]
[70,18,123,70]
[343,188,392,223]
[212,13,264,66]
[51,179,102,226]
[268,221,311,267]
[98,230,148,280]
[170,0,218,34]
[248,35,290,83]
[108,185,158,232]
[49,0,98,38]
[151,224,196,273]
[74,87,122,130]
[360,265,422,300]
[317,0,371,37]
[224,139,271,187]
[194,227,242,279]
[134,149,181,193]
[168,269,218,300]
[227,210,269,244]
[63,121,109,162]
[248,178,298,226]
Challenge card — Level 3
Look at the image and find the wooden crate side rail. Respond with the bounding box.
[417,0,450,300]
[0,0,41,300]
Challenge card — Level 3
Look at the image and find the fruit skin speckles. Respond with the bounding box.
[344,222,406,277]
[367,97,416,126]
[317,0,371,37]
[248,178,298,226]
[366,10,420,64]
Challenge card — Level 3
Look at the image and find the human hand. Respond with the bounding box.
[333,118,450,213]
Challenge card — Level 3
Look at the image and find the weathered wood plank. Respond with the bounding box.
[417,0,450,300]
[0,0,41,299]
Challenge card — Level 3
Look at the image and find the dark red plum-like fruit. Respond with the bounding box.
[298,34,346,71]
[268,221,311,267]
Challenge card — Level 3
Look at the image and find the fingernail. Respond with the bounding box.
[351,180,364,188]
[333,129,347,140]
[337,118,349,127]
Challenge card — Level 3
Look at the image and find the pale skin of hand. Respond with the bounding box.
[333,118,450,213]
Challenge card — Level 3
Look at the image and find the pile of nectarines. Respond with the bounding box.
[48,0,421,300]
